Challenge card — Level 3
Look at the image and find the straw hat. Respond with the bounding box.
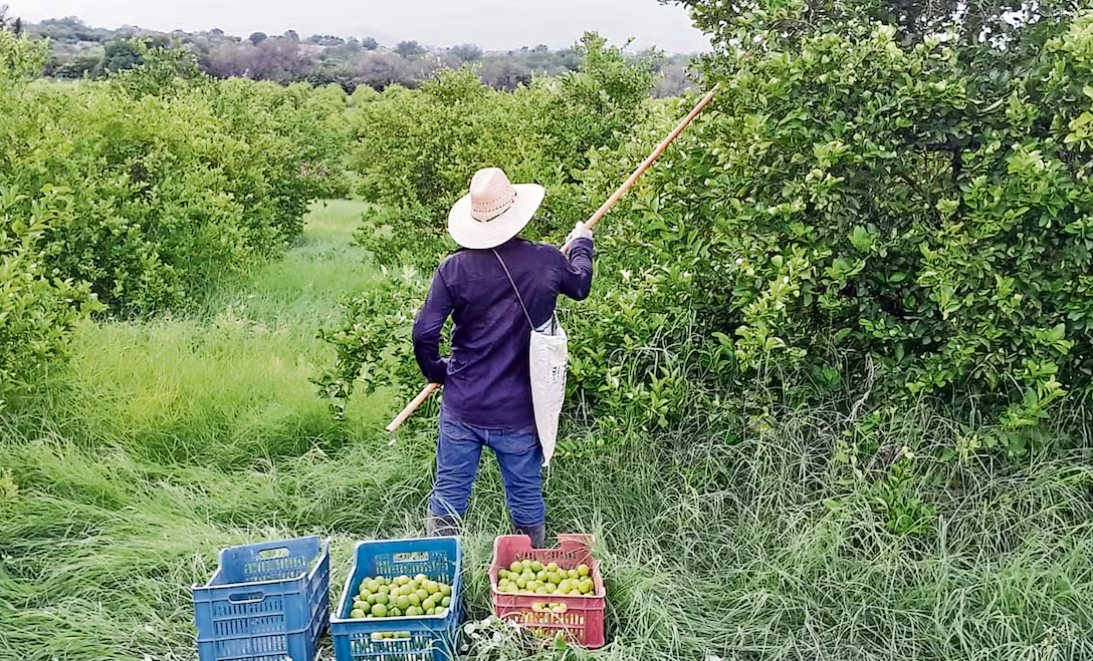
[448,168,545,250]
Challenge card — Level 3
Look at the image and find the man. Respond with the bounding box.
[412,167,595,548]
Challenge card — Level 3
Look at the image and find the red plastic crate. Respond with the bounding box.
[489,534,606,648]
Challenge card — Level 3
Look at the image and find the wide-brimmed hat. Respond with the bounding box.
[448,168,545,250]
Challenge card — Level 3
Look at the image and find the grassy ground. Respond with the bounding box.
[2,200,1093,661]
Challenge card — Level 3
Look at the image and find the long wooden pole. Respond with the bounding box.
[385,84,720,433]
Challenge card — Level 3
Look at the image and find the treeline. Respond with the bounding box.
[25,15,696,95]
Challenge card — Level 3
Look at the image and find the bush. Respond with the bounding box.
[1,44,348,315]
[0,193,100,390]
[0,31,97,389]
[636,2,1093,433]
[1,36,350,385]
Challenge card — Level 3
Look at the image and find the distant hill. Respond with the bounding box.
[22,15,697,96]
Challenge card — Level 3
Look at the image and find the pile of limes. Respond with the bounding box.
[496,560,595,595]
[349,574,452,619]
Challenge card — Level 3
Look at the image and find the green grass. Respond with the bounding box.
[3,200,1093,660]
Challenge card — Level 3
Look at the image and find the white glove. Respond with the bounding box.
[566,222,593,244]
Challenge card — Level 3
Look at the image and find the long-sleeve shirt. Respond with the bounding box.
[412,236,594,430]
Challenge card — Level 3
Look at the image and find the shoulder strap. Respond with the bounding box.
[492,249,534,329]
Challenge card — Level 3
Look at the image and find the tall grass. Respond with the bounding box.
[2,201,1092,660]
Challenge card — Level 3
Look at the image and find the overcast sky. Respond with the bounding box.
[9,0,710,53]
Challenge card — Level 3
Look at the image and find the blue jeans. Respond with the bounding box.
[429,414,545,527]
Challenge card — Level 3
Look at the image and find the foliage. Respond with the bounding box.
[631,1,1093,431]
[395,40,427,58]
[348,33,657,241]
[0,36,348,387]
[0,190,100,389]
[672,0,1077,45]
[315,263,429,419]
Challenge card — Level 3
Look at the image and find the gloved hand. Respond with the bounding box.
[566,222,593,244]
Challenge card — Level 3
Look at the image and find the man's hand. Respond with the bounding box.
[566,222,593,244]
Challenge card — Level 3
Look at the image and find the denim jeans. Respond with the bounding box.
[429,413,545,527]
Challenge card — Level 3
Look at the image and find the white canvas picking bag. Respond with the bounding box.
[493,251,568,467]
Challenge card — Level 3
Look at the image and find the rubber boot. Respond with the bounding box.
[425,513,460,538]
[515,523,546,549]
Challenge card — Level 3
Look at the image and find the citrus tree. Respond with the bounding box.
[1,35,350,388]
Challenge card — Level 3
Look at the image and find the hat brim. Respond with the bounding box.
[448,184,545,250]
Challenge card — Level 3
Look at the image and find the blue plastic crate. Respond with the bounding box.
[331,537,462,661]
[192,536,330,661]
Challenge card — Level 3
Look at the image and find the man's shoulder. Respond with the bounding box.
[512,238,565,261]
[439,247,468,267]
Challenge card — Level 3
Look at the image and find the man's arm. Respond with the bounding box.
[558,225,594,301]
[412,269,454,384]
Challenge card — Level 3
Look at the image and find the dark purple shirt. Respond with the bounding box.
[412,237,594,429]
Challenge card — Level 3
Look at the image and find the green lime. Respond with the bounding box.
[371,603,388,618]
[441,596,451,608]
[350,608,365,619]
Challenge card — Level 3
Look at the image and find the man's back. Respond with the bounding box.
[412,237,594,429]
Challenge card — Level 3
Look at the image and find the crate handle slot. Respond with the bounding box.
[256,547,291,560]
[227,591,267,604]
[372,633,414,644]
[531,602,569,614]
[392,551,430,563]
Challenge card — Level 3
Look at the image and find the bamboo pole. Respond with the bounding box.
[386,84,720,433]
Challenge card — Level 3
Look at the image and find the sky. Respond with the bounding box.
[9,0,711,53]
